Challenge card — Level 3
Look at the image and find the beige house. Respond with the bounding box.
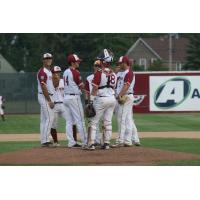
[126,36,189,71]
[0,54,17,73]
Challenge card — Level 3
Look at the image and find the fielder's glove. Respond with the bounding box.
[85,102,96,118]
[1,105,5,109]
[118,95,129,105]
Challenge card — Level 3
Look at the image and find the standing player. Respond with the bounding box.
[0,96,5,121]
[115,55,136,147]
[50,66,78,147]
[85,60,102,146]
[37,53,55,147]
[87,49,117,150]
[63,54,87,148]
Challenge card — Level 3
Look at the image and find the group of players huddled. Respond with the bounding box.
[37,49,140,150]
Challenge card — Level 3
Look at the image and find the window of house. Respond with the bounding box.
[0,80,6,89]
[175,62,182,71]
[151,58,157,64]
[139,58,147,70]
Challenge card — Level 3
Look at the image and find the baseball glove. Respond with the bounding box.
[118,95,129,105]
[1,105,5,109]
[85,103,96,118]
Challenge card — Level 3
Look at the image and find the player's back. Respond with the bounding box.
[93,68,117,97]
[63,68,82,95]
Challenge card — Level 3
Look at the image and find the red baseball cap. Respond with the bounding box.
[118,55,130,66]
[67,54,82,64]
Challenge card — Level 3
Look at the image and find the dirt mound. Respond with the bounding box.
[0,146,199,165]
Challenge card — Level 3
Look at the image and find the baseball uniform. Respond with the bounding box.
[115,68,135,145]
[0,96,5,121]
[85,74,101,144]
[63,67,87,147]
[37,67,55,144]
[89,67,117,145]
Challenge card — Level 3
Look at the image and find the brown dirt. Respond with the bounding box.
[0,146,200,166]
[1,131,200,142]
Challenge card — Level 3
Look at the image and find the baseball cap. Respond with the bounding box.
[43,53,53,59]
[118,55,130,65]
[51,66,62,73]
[67,54,82,64]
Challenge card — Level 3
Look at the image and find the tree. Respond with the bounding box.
[184,34,200,70]
[148,60,168,71]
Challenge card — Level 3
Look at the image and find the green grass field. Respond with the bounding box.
[0,113,200,165]
[1,113,200,134]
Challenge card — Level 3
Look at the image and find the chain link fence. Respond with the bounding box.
[0,72,90,114]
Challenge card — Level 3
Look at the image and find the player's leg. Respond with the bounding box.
[68,96,87,146]
[88,98,105,149]
[116,96,133,145]
[102,97,116,149]
[0,107,5,121]
[124,109,133,146]
[63,98,78,147]
[51,109,59,145]
[131,112,140,146]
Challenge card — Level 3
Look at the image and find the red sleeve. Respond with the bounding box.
[124,70,134,85]
[37,68,47,85]
[92,71,102,86]
[84,80,90,93]
[71,69,83,86]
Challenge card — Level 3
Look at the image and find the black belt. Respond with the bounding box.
[127,93,133,95]
[65,93,79,96]
[39,92,53,96]
[54,102,63,104]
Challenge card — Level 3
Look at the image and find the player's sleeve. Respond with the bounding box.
[72,70,84,87]
[37,69,47,85]
[124,70,134,85]
[92,71,102,87]
[84,79,90,93]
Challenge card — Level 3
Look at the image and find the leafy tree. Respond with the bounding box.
[184,34,200,70]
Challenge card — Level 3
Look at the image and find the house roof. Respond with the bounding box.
[127,36,189,62]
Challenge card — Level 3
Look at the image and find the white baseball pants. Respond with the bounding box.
[116,94,134,145]
[0,105,4,115]
[90,96,116,144]
[38,94,55,144]
[64,95,87,147]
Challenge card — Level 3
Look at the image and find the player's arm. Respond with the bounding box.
[90,71,101,101]
[38,72,54,108]
[84,79,90,104]
[118,71,134,97]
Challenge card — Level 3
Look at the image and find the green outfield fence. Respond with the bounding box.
[0,72,90,114]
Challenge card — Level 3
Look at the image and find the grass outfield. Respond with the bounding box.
[1,138,200,165]
[0,113,200,134]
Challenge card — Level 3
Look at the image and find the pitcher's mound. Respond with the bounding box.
[0,146,200,165]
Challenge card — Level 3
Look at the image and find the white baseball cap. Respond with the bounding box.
[51,66,61,73]
[43,53,53,59]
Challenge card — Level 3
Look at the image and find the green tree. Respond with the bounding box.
[184,34,200,70]
[148,60,168,71]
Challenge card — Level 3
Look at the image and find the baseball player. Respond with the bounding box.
[85,60,102,146]
[87,49,117,150]
[50,66,78,147]
[115,55,136,147]
[63,54,87,148]
[0,96,5,121]
[37,53,55,147]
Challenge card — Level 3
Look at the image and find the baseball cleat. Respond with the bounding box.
[53,142,61,147]
[41,142,53,148]
[87,144,95,151]
[124,143,133,147]
[110,143,124,148]
[70,143,82,148]
[134,142,141,146]
[101,143,110,150]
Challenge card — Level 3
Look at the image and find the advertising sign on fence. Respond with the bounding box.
[150,76,200,111]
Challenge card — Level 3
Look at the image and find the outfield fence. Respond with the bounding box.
[0,72,90,114]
